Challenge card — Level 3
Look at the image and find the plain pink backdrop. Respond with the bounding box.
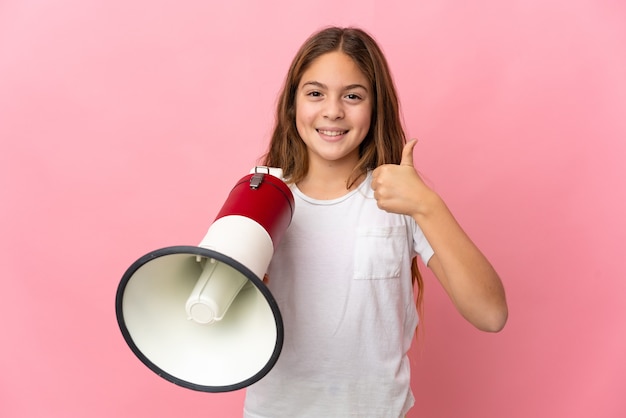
[1,0,625,417]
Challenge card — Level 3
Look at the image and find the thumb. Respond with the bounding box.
[400,139,418,166]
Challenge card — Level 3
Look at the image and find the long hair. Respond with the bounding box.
[263,26,424,323]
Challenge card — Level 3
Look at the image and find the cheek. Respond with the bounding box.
[294,107,304,133]
[294,110,308,141]
[356,109,372,132]
[295,103,315,132]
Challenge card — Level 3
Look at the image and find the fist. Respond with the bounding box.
[371,139,425,216]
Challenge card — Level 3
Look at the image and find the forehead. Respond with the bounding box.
[299,51,370,89]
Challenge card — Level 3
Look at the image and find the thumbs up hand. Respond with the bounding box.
[371,139,432,217]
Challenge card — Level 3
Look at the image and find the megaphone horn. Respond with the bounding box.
[115,167,294,392]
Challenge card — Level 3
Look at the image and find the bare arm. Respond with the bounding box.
[371,139,508,332]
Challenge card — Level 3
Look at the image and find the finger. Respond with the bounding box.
[400,139,418,167]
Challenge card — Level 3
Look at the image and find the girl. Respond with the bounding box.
[243,26,508,418]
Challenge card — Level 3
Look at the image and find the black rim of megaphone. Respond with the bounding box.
[115,245,284,393]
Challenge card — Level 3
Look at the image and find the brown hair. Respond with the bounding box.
[262,26,424,323]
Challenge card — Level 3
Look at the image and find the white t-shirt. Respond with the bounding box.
[243,172,434,418]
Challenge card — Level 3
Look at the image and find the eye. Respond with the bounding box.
[345,93,362,100]
[306,91,322,97]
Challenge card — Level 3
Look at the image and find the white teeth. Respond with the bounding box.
[318,130,347,136]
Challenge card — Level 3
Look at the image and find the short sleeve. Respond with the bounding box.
[409,216,434,266]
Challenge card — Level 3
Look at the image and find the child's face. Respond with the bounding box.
[295,51,372,170]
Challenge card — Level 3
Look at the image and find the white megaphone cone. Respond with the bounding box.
[115,167,293,392]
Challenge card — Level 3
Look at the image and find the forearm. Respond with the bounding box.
[413,191,508,332]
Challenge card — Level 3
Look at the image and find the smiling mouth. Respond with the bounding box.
[317,129,348,137]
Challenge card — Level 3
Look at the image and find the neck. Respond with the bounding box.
[297,159,365,200]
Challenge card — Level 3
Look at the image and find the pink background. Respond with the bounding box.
[1,0,625,417]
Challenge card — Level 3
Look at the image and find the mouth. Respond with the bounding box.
[317,129,348,137]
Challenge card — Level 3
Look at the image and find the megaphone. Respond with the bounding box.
[115,167,294,392]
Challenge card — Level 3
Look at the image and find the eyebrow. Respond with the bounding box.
[301,81,369,92]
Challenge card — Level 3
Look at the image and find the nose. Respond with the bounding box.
[323,97,344,120]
